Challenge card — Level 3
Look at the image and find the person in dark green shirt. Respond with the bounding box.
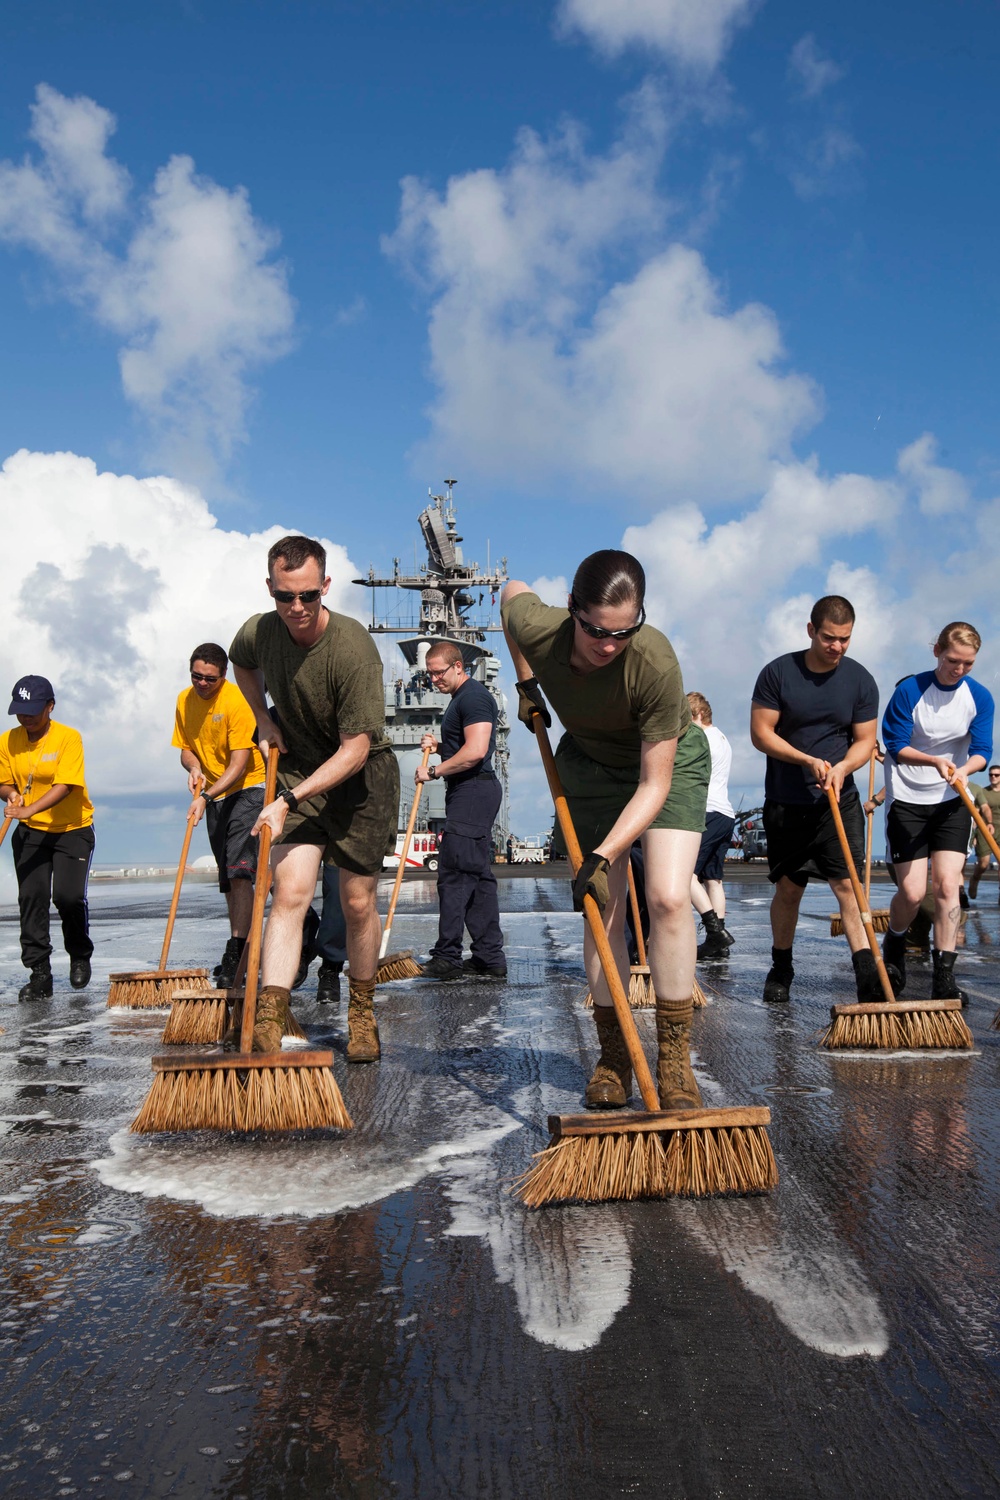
[970,765,1000,900]
[502,550,709,1116]
[230,534,399,1061]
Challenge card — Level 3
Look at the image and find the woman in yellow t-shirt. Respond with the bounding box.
[0,675,95,1001]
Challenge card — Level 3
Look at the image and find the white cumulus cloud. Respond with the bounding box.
[0,449,361,806]
[788,35,844,101]
[897,432,969,517]
[386,105,818,506]
[0,86,294,482]
[557,0,755,71]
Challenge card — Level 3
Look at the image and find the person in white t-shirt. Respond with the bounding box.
[687,693,737,961]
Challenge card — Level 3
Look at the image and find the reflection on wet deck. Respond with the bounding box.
[0,872,998,1496]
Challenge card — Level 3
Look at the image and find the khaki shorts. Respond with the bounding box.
[276,750,400,877]
[552,724,710,858]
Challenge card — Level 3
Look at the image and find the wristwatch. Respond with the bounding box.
[430,765,439,780]
[199,788,214,803]
[279,788,300,812]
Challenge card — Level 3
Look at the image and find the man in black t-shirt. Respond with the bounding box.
[750,595,879,1004]
[416,641,506,979]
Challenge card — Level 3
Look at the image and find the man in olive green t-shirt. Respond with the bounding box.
[230,534,399,1061]
[970,765,1000,900]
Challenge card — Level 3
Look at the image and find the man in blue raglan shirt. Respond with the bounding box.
[416,641,506,980]
[751,595,879,1005]
[880,621,993,1002]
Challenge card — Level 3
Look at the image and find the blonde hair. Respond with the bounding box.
[935,621,981,653]
[686,691,712,724]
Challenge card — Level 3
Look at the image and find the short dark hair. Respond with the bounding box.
[570,550,645,612]
[810,595,855,630]
[267,535,327,576]
[990,764,1000,773]
[189,643,228,673]
[425,641,464,669]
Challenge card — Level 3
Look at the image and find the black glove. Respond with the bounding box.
[515,677,551,733]
[572,852,611,914]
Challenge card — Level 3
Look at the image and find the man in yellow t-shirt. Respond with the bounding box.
[0,675,95,1001]
[172,643,266,985]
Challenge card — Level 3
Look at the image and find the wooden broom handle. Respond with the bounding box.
[532,713,659,1112]
[379,746,431,960]
[627,860,647,966]
[157,776,205,970]
[952,775,1000,865]
[825,784,896,1004]
[863,748,876,902]
[240,750,280,1053]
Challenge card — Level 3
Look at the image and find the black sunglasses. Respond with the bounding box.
[271,588,323,604]
[191,672,222,684]
[569,597,645,641]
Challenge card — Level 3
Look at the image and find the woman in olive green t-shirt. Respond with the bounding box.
[502,549,709,1115]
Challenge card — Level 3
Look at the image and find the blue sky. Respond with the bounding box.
[1,0,998,860]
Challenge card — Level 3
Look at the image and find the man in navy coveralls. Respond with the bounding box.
[416,641,506,980]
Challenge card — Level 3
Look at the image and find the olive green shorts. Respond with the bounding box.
[276,750,400,877]
[552,724,710,858]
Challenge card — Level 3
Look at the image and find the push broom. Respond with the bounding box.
[514,711,775,1207]
[821,783,973,1050]
[160,867,306,1046]
[107,784,211,1008]
[584,860,706,1009]
[949,778,1000,1032]
[131,749,352,1134]
[376,747,429,982]
[831,748,889,936]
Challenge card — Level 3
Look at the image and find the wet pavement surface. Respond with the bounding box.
[0,871,999,1498]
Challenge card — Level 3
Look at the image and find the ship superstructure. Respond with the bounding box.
[354,481,510,855]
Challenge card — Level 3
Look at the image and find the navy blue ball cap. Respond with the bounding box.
[8,676,55,715]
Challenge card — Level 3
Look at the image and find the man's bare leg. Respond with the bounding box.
[339,868,381,982]
[261,844,323,988]
[968,854,990,899]
[704,878,726,920]
[829,876,867,952]
[225,878,254,940]
[770,876,805,948]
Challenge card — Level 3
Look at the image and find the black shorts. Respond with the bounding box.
[763,790,864,887]
[206,786,264,892]
[695,811,736,882]
[886,797,971,863]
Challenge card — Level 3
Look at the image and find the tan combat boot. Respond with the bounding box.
[346,977,381,1063]
[251,986,289,1054]
[585,1005,632,1109]
[655,999,702,1110]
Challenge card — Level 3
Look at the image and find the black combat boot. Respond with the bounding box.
[851,948,882,1003]
[316,961,342,1005]
[216,936,245,988]
[696,910,731,961]
[763,946,793,1003]
[19,960,53,1002]
[931,949,968,1007]
[881,929,907,996]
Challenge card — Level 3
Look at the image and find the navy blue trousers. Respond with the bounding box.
[317,863,347,966]
[430,777,504,967]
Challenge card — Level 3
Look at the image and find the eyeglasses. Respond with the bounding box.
[569,598,646,640]
[427,665,458,678]
[191,672,222,684]
[271,588,323,605]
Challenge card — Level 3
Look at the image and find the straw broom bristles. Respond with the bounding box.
[830,909,890,937]
[821,999,973,1050]
[161,988,310,1046]
[130,1055,353,1134]
[377,950,423,981]
[107,970,211,1009]
[584,972,706,1008]
[513,1107,777,1207]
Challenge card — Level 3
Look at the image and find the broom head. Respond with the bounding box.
[130,1049,353,1134]
[585,970,707,1009]
[830,909,891,936]
[107,969,211,1009]
[513,1104,776,1206]
[377,950,422,981]
[821,997,973,1050]
[161,987,231,1045]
